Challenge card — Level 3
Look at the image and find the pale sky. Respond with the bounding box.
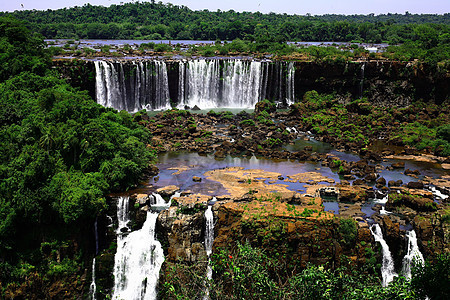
[1,0,448,15]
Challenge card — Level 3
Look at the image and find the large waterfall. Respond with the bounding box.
[370,224,398,287]
[402,230,425,280]
[113,196,165,300]
[95,59,296,111]
[95,61,171,112]
[178,59,268,108]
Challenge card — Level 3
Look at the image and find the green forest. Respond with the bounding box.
[2,1,449,43]
[3,2,449,66]
[0,16,155,295]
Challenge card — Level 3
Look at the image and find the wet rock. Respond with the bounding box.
[405,169,420,176]
[156,185,180,198]
[192,176,202,182]
[343,174,356,180]
[135,193,150,206]
[353,179,365,186]
[157,207,207,263]
[376,177,386,188]
[407,181,424,189]
[364,173,377,182]
[391,162,405,168]
[339,186,368,202]
[192,105,201,111]
[388,180,403,187]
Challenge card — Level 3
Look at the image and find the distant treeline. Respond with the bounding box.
[1,1,449,43]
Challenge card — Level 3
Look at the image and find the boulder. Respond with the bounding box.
[156,185,180,198]
[388,180,403,187]
[192,176,202,182]
[407,181,424,189]
[376,177,386,187]
[391,162,405,168]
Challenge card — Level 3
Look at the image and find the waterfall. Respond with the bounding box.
[95,59,296,111]
[286,62,295,105]
[204,205,214,257]
[95,61,171,112]
[370,224,398,286]
[402,230,425,280]
[112,192,182,299]
[90,258,97,300]
[203,204,215,300]
[113,211,164,300]
[150,192,180,211]
[178,60,186,104]
[359,62,366,99]
[179,59,268,109]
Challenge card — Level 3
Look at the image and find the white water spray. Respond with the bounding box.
[113,211,164,300]
[402,230,424,280]
[370,224,398,286]
[95,61,171,112]
[89,258,96,300]
[203,204,215,300]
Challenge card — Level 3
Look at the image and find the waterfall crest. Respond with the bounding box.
[370,224,398,286]
[402,230,425,280]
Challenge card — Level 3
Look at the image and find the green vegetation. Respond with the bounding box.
[338,218,358,247]
[1,3,449,64]
[292,92,449,155]
[204,242,450,299]
[3,2,449,44]
[0,16,155,294]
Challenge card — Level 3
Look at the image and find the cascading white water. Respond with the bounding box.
[429,186,448,200]
[95,61,171,112]
[203,204,215,300]
[286,62,295,105]
[370,224,398,287]
[113,211,164,300]
[90,258,97,300]
[95,59,297,111]
[204,205,214,257]
[113,192,181,299]
[402,230,425,280]
[179,59,267,109]
[178,60,186,104]
[222,60,264,108]
[360,62,366,99]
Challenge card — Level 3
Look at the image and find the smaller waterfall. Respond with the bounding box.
[150,192,180,211]
[402,230,425,280]
[116,196,130,233]
[370,224,398,287]
[359,62,366,99]
[203,204,215,300]
[89,258,96,300]
[286,62,295,105]
[204,205,214,257]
